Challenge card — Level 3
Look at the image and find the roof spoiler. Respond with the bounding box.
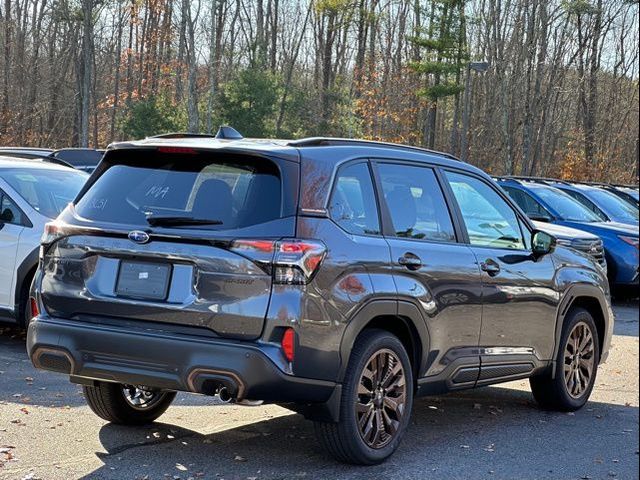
[148,126,244,141]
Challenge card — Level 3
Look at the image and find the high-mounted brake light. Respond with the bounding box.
[281,328,296,362]
[157,146,198,155]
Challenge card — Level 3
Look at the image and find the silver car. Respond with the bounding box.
[0,156,87,326]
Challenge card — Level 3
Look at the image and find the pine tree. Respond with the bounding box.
[409,0,468,149]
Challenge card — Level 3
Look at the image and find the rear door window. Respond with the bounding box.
[328,162,380,235]
[75,151,282,230]
[377,163,456,242]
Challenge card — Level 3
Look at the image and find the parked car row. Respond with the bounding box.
[496,177,638,297]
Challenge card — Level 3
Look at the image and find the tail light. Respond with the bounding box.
[230,238,326,285]
[41,222,66,245]
[40,222,68,260]
[273,240,326,285]
[281,327,296,362]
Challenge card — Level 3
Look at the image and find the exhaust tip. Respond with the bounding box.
[217,386,233,403]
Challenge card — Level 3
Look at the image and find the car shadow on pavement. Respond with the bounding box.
[83,387,639,480]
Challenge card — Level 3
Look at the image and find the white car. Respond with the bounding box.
[0,156,88,326]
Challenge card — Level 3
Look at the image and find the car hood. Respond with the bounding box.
[532,221,599,241]
[559,220,639,237]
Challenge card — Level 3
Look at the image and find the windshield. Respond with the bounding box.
[586,188,639,223]
[2,168,88,218]
[534,186,602,222]
[74,152,282,230]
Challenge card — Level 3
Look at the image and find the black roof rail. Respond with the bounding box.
[499,176,569,185]
[493,176,521,183]
[0,150,74,169]
[287,137,461,162]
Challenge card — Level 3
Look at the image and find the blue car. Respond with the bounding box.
[497,178,639,294]
[551,182,639,226]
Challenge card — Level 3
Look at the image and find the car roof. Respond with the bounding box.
[108,135,475,173]
[0,155,83,172]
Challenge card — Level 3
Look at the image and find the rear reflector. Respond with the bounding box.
[30,297,39,319]
[281,328,296,362]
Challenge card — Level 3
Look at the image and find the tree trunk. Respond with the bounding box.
[79,0,93,147]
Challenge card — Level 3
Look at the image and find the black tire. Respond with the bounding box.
[314,329,414,465]
[83,382,176,425]
[530,308,600,411]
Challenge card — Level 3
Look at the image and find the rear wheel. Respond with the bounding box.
[314,329,413,465]
[83,382,176,425]
[530,308,599,411]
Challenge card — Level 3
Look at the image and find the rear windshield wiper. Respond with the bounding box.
[146,215,223,227]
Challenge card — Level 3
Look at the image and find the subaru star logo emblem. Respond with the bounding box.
[128,230,150,244]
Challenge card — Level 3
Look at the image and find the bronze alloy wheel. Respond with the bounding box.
[356,348,407,449]
[122,385,166,410]
[563,321,596,399]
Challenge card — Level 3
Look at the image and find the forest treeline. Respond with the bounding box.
[0,0,638,181]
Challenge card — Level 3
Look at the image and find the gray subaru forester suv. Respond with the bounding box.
[27,133,614,465]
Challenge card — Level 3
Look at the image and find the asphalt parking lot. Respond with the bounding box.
[1,302,638,480]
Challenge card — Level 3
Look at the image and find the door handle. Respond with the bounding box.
[480,259,501,276]
[398,253,422,271]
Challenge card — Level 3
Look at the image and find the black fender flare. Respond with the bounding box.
[336,299,430,383]
[551,283,610,364]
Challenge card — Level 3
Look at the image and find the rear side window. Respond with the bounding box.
[0,191,25,225]
[75,151,282,230]
[378,163,456,242]
[329,162,380,235]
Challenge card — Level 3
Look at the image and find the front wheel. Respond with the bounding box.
[83,382,176,425]
[314,329,413,465]
[530,308,600,411]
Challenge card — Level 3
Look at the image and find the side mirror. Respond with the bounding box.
[528,213,552,222]
[532,230,556,257]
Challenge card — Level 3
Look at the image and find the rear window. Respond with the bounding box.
[75,151,282,230]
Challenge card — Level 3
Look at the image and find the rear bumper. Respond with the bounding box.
[27,316,337,404]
